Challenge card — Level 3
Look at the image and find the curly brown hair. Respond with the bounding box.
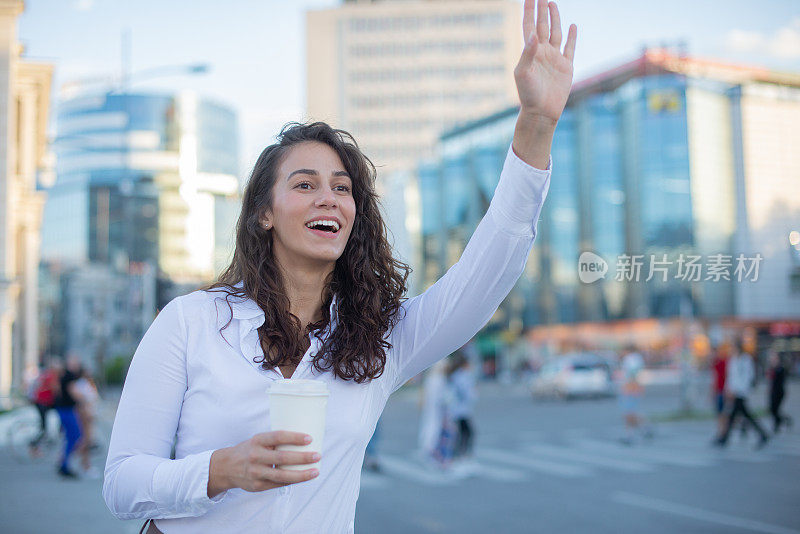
[205,122,410,383]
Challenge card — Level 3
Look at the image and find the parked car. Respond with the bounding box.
[529,352,615,400]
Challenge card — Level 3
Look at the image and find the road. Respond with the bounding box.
[1,378,798,533]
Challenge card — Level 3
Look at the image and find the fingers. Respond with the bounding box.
[563,23,578,62]
[536,0,549,44]
[517,33,538,72]
[255,431,311,448]
[247,464,317,490]
[522,0,535,43]
[265,466,319,485]
[269,449,320,467]
[548,2,562,48]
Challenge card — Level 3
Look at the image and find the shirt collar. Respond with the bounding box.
[216,281,339,334]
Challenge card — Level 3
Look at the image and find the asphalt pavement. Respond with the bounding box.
[1,377,798,534]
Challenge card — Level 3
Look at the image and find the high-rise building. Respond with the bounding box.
[40,91,240,368]
[306,0,522,177]
[44,92,240,283]
[417,49,800,335]
[0,0,53,407]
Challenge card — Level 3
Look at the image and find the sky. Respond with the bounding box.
[18,0,800,177]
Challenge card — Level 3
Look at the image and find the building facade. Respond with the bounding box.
[306,0,522,177]
[0,0,53,406]
[40,91,240,368]
[418,50,800,333]
[44,92,240,281]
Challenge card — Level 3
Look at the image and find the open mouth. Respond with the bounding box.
[305,219,341,236]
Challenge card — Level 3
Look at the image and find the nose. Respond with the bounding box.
[314,187,337,208]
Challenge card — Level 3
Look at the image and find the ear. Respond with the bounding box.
[259,210,272,230]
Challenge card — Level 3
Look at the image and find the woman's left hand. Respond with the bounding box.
[514,0,577,127]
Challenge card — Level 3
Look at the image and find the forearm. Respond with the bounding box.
[512,109,556,170]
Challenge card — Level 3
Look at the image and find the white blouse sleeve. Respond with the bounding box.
[384,144,551,394]
[103,297,226,520]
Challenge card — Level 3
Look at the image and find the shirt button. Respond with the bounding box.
[279,487,288,496]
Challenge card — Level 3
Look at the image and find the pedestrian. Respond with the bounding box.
[714,340,769,449]
[618,345,653,445]
[27,358,62,456]
[447,352,477,461]
[767,350,792,434]
[710,343,730,441]
[104,2,576,531]
[53,353,84,478]
[418,359,451,467]
[75,372,101,478]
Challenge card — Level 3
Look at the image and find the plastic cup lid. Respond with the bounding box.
[268,378,329,396]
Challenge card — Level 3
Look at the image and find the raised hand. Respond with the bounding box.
[515,0,577,126]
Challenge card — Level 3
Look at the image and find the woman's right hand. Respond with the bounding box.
[207,431,320,498]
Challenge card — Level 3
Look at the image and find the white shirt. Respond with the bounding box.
[103,143,550,533]
[622,352,644,383]
[726,353,754,397]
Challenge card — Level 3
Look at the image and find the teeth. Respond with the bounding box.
[305,219,340,232]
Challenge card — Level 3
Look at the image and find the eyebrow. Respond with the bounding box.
[287,169,351,181]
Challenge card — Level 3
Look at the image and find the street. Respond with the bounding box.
[1,379,798,533]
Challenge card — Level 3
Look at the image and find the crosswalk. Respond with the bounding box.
[359,429,800,490]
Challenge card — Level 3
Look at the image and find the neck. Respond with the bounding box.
[277,260,332,327]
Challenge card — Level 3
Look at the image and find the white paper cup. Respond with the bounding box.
[268,379,329,471]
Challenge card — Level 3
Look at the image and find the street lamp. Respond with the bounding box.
[60,63,211,98]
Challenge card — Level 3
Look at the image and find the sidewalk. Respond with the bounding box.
[0,387,142,534]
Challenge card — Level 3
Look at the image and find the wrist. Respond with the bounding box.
[512,114,555,170]
[208,448,233,498]
[517,108,558,133]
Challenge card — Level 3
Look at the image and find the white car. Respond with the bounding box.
[529,353,615,400]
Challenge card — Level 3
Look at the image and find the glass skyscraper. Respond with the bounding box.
[40,91,240,365]
[417,50,800,330]
[43,91,240,283]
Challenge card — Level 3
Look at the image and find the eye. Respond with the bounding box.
[296,182,312,190]
[335,184,351,193]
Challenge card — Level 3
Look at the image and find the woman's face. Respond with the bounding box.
[262,141,356,272]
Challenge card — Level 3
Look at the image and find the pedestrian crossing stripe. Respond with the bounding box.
[361,433,800,488]
[522,443,654,472]
[571,438,715,467]
[477,448,592,477]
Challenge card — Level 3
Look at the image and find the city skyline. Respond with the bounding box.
[18,0,800,180]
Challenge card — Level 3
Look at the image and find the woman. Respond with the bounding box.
[104,1,577,532]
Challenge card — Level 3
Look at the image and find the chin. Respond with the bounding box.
[308,250,345,264]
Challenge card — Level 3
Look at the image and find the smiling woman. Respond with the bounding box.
[103,1,576,532]
[208,122,409,384]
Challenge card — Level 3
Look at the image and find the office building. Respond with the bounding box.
[417,49,800,337]
[40,91,240,366]
[44,92,240,282]
[306,0,522,177]
[0,0,53,406]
